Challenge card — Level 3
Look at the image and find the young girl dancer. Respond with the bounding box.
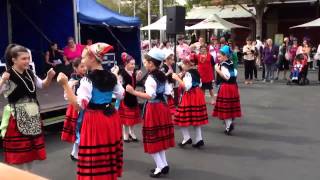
[118,52,142,142]
[161,49,176,115]
[125,48,175,178]
[197,45,215,104]
[61,59,87,161]
[212,45,242,135]
[0,44,55,170]
[172,57,208,148]
[57,43,124,180]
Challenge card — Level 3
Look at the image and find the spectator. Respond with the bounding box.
[242,37,256,84]
[313,44,320,82]
[262,39,279,83]
[176,36,190,62]
[289,38,299,65]
[44,43,64,77]
[209,36,220,64]
[302,39,312,72]
[276,37,290,80]
[63,37,85,65]
[252,40,259,80]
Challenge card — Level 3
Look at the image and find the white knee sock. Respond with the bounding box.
[194,126,203,142]
[151,152,165,173]
[71,143,79,158]
[180,127,191,143]
[128,126,137,139]
[225,119,233,130]
[159,150,168,166]
[123,125,129,140]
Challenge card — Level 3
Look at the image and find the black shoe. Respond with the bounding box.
[150,166,170,174]
[124,138,130,143]
[70,155,78,161]
[229,123,234,133]
[129,134,139,142]
[192,140,204,148]
[150,170,162,178]
[178,138,192,147]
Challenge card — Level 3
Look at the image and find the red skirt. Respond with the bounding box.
[3,116,46,164]
[174,87,209,127]
[166,95,176,116]
[212,83,242,120]
[118,101,141,126]
[143,102,175,154]
[77,110,123,180]
[61,104,78,143]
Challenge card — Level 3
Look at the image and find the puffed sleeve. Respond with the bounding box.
[221,66,231,80]
[183,72,193,91]
[144,75,157,99]
[76,77,93,109]
[35,75,44,89]
[113,81,124,100]
[164,81,173,95]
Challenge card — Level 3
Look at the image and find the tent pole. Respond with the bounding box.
[73,0,79,43]
[159,0,164,43]
[7,0,12,43]
[148,0,151,49]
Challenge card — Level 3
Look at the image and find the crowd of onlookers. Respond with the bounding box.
[143,34,320,84]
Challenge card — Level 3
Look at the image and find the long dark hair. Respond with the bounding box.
[145,55,167,83]
[4,44,29,69]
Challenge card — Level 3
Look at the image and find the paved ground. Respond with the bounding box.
[1,68,320,180]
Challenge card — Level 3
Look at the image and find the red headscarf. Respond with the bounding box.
[121,52,134,64]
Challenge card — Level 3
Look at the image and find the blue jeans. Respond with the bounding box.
[265,63,276,81]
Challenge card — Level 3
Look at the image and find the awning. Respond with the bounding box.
[290,18,320,29]
[186,4,255,20]
[186,14,248,30]
[77,0,140,27]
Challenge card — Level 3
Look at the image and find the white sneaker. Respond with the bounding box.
[270,80,274,83]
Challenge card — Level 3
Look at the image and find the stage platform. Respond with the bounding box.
[0,82,67,126]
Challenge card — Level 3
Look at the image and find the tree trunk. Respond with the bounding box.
[255,3,265,39]
[255,13,263,39]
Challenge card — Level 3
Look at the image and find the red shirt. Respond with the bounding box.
[197,53,214,83]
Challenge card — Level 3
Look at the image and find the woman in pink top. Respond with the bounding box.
[63,37,85,65]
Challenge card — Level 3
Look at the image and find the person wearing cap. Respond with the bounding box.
[118,52,143,143]
[161,49,176,115]
[172,54,209,148]
[126,48,175,178]
[242,37,256,84]
[212,45,241,135]
[57,43,125,180]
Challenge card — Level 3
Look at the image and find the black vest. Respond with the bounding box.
[160,64,174,84]
[119,68,138,108]
[216,60,237,85]
[188,69,201,87]
[70,73,83,95]
[7,69,38,104]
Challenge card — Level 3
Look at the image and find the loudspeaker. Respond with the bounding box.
[166,6,185,34]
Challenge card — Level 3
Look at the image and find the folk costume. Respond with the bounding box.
[75,43,124,180]
[174,58,208,148]
[212,45,242,135]
[0,69,46,165]
[118,52,141,142]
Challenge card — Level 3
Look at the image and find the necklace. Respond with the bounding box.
[12,68,35,93]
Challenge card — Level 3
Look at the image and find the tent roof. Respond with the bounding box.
[141,16,188,31]
[77,0,140,27]
[186,14,248,30]
[186,4,255,20]
[290,18,320,29]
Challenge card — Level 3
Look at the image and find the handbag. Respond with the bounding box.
[13,101,42,136]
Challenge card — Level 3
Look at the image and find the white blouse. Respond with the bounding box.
[145,75,172,99]
[76,77,124,109]
[183,72,202,91]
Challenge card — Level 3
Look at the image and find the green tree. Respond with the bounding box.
[98,0,178,26]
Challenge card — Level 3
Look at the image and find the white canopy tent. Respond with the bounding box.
[186,14,248,30]
[290,18,320,29]
[141,16,189,31]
